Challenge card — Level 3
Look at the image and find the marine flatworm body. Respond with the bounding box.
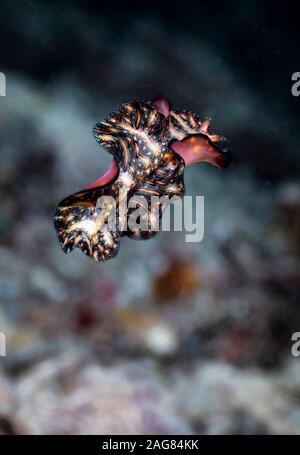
[54,96,231,261]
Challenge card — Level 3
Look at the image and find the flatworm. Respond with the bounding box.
[54,96,231,261]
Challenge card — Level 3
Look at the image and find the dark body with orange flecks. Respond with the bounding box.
[54,97,230,261]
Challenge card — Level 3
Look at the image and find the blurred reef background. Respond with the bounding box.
[0,0,300,434]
